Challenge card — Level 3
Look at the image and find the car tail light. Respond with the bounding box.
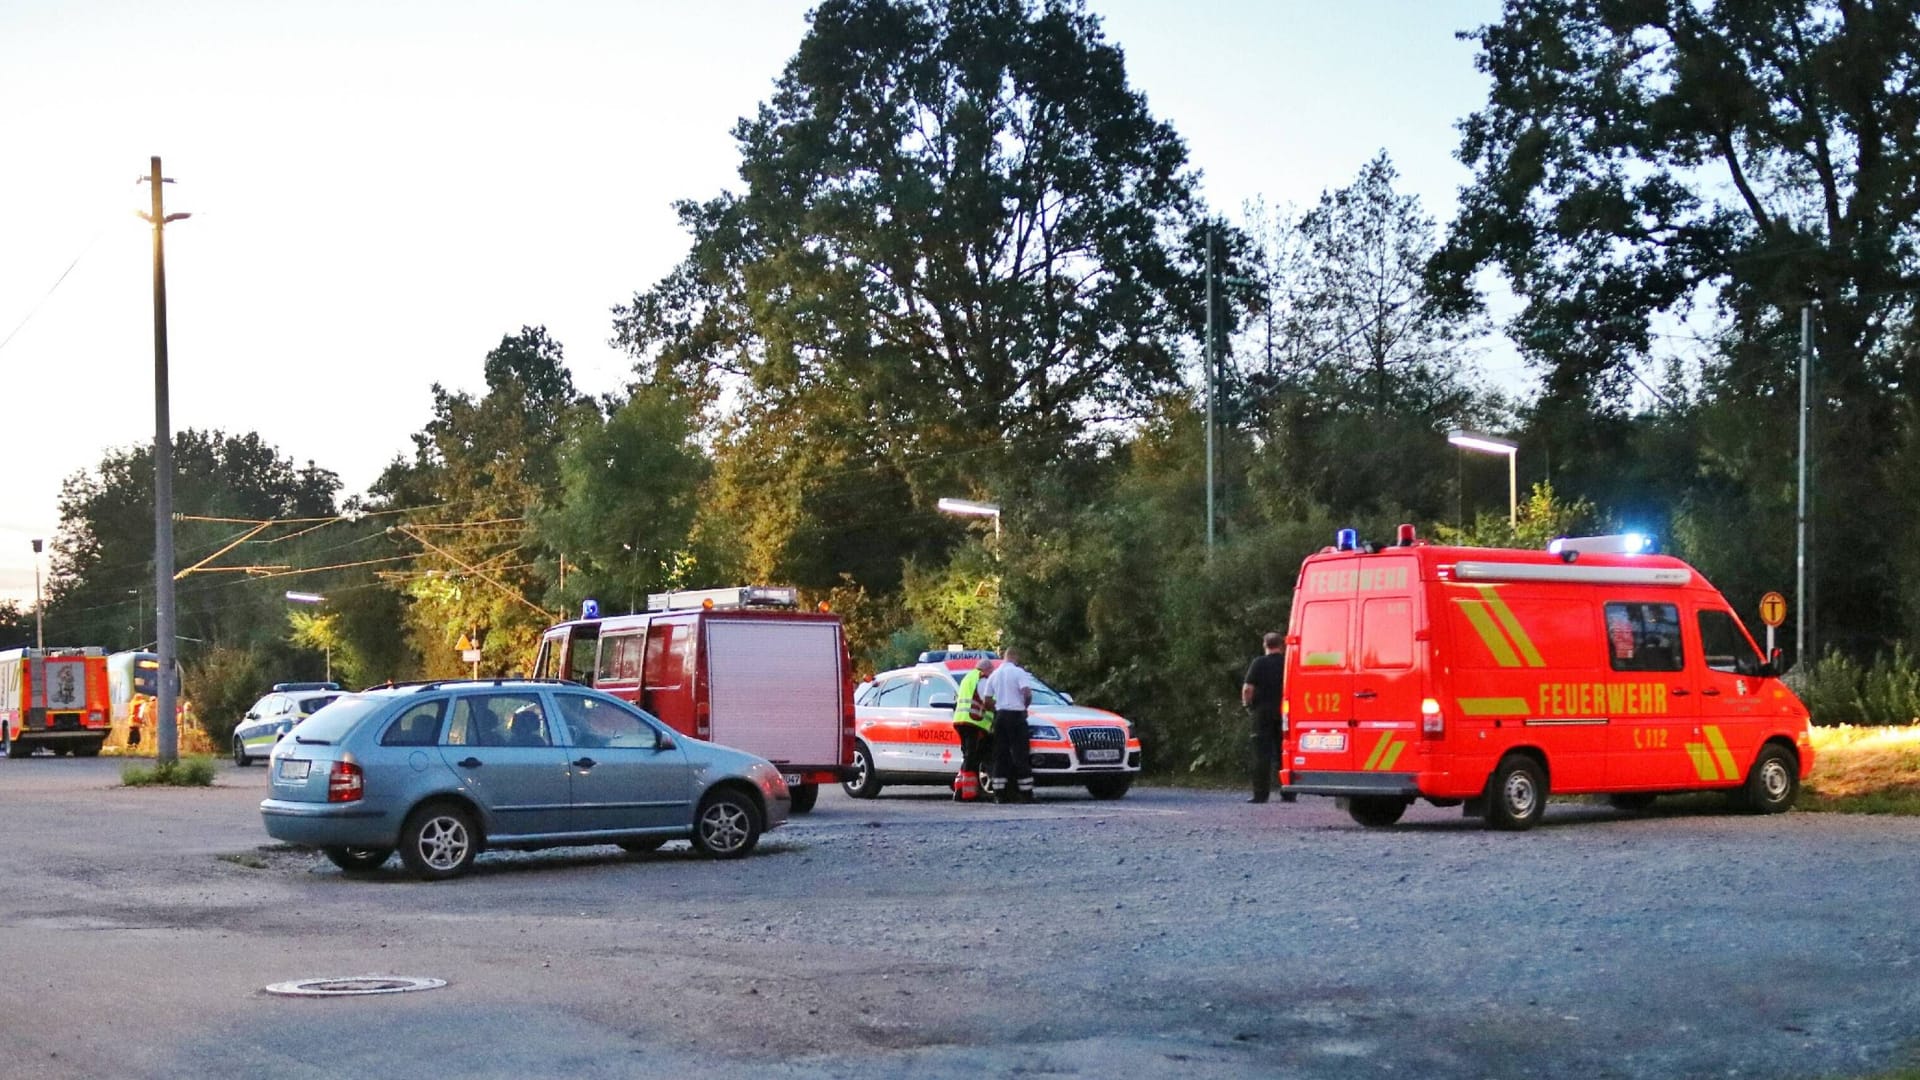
[1421,698,1443,737]
[327,760,363,803]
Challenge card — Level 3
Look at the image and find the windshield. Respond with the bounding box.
[297,694,343,716]
[289,695,386,744]
[1027,676,1070,707]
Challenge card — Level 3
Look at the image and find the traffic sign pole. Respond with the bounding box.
[1758,592,1787,666]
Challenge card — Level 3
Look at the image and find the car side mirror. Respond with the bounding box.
[245,712,258,720]
[654,734,676,751]
[1061,692,1074,704]
[928,698,955,711]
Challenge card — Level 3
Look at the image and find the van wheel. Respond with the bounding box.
[1487,755,1548,831]
[788,783,819,814]
[1348,797,1407,827]
[75,741,102,758]
[323,846,393,872]
[1607,793,1656,811]
[842,744,882,799]
[1740,745,1799,814]
[6,739,30,759]
[692,788,762,859]
[398,802,479,880]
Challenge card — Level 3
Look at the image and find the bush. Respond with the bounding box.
[121,756,217,787]
[183,645,271,745]
[1804,645,1920,727]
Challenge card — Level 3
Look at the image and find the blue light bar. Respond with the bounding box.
[1336,528,1358,551]
[581,599,601,619]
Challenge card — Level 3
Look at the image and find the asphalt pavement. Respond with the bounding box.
[0,757,1916,1079]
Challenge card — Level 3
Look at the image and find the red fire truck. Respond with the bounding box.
[1280,529,1814,830]
[1,647,113,758]
[532,586,855,813]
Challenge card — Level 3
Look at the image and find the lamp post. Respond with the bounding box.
[285,591,330,683]
[1447,430,1519,527]
[937,497,1001,541]
[30,539,43,649]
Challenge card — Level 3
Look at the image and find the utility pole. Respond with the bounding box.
[141,157,189,765]
[1204,228,1216,556]
[1795,304,1813,670]
[31,539,43,648]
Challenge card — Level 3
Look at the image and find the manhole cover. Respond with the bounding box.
[264,976,446,997]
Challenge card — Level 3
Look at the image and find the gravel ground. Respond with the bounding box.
[0,757,1916,1079]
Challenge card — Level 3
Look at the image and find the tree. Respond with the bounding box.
[373,327,587,676]
[0,601,30,650]
[615,0,1217,579]
[1437,0,1920,655]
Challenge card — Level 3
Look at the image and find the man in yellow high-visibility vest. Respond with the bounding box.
[950,658,996,802]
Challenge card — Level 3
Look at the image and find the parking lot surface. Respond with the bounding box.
[1,757,1916,1079]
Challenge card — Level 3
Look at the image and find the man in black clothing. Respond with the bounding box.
[1242,631,1291,804]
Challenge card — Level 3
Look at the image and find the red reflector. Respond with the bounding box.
[327,760,364,803]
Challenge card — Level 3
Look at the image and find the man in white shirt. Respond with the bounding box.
[981,647,1037,803]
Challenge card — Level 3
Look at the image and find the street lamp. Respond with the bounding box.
[30,538,43,649]
[285,591,330,682]
[1447,430,1519,527]
[937,497,1001,541]
[1203,225,1262,556]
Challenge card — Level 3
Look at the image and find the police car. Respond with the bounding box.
[848,654,1142,799]
[232,683,343,766]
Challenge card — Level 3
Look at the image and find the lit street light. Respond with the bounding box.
[1448,429,1519,527]
[30,538,43,649]
[937,497,1001,541]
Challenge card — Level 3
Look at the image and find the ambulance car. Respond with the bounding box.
[531,586,855,814]
[848,654,1142,799]
[1280,529,1814,830]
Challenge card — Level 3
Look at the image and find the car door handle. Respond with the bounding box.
[1700,688,1721,697]
[1670,688,1691,697]
[1353,690,1378,700]
[573,757,597,769]
[456,757,483,768]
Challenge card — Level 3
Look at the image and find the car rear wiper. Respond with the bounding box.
[293,735,332,745]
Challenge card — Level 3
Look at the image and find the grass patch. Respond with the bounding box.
[120,756,218,787]
[1802,726,1920,815]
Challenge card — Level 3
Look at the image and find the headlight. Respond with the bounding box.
[1027,724,1062,741]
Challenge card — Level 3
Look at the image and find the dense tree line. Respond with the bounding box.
[35,0,1920,752]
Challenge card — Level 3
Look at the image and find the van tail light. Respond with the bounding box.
[696,701,710,740]
[1421,698,1444,738]
[327,760,364,803]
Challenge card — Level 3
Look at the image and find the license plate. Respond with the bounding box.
[783,773,803,786]
[278,759,310,781]
[1084,748,1122,762]
[1301,732,1347,752]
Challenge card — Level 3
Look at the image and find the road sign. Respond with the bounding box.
[461,649,482,664]
[455,634,474,652]
[1759,592,1787,628]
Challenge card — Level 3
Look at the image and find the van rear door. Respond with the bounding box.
[1351,559,1421,776]
[1289,556,1360,773]
[705,616,844,768]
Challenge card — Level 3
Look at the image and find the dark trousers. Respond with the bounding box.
[1250,709,1281,799]
[993,709,1032,794]
[955,722,989,773]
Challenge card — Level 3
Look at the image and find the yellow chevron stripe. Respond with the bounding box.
[1457,601,1521,667]
[1685,742,1719,781]
[1378,739,1408,771]
[1476,586,1545,667]
[1363,732,1393,771]
[1704,726,1738,780]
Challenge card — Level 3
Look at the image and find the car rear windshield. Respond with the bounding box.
[288,695,385,744]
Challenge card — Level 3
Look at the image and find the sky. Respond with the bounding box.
[0,0,1506,605]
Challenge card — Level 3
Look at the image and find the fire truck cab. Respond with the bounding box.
[1280,529,1814,830]
[1,647,113,758]
[532,586,855,814]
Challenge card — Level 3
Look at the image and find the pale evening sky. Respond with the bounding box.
[0,0,1507,605]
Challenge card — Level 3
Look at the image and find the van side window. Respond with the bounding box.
[1604,602,1684,672]
[1697,609,1763,675]
[1360,598,1414,670]
[644,624,684,689]
[1298,602,1350,669]
[597,634,643,683]
[566,639,597,685]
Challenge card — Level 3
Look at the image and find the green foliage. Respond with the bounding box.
[121,756,216,787]
[184,645,270,745]
[1803,646,1920,727]
[1431,482,1599,550]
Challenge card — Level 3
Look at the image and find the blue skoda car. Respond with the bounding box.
[260,679,790,880]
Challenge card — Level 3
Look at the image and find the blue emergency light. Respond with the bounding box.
[1335,528,1358,551]
[581,599,601,619]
